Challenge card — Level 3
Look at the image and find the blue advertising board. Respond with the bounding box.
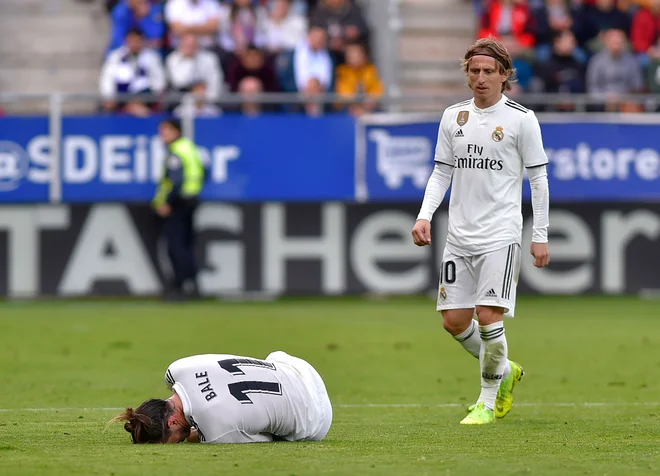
[0,114,355,203]
[0,113,659,203]
[0,117,50,202]
[359,114,660,202]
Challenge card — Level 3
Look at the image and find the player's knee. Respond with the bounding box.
[442,310,473,336]
[476,306,504,326]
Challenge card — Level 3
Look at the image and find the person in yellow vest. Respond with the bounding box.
[153,119,206,301]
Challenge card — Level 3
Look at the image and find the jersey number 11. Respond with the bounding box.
[218,358,283,404]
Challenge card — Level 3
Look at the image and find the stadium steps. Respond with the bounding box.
[396,0,476,111]
[0,0,109,114]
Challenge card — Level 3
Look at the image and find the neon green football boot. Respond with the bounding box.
[460,401,495,425]
[466,360,525,417]
[495,361,524,419]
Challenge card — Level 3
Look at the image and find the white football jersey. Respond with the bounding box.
[165,353,321,444]
[435,94,548,256]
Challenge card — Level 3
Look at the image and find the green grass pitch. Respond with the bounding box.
[1,296,659,475]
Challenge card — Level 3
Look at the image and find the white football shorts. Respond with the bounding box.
[265,351,333,441]
[436,243,521,317]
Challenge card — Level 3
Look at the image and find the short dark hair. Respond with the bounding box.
[109,399,173,444]
[126,27,145,38]
[160,118,182,133]
[345,39,367,50]
[244,43,263,54]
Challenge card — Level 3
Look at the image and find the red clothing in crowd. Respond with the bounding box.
[631,8,660,53]
[478,1,536,47]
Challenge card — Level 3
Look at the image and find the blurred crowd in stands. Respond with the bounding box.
[100,0,384,117]
[100,0,660,116]
[476,0,660,111]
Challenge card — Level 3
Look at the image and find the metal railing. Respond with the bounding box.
[2,91,660,114]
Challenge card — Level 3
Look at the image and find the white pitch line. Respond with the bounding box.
[1,402,660,412]
[339,402,660,408]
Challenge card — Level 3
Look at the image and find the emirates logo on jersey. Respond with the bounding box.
[456,144,504,170]
[455,156,504,170]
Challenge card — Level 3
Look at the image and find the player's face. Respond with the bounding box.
[165,421,191,443]
[467,56,507,105]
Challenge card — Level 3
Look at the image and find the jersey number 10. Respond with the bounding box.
[218,358,283,404]
[440,260,456,284]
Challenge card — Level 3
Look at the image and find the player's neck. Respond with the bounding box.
[169,392,190,428]
[473,93,503,110]
[169,392,185,416]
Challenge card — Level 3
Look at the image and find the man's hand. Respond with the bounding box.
[530,242,550,268]
[156,203,172,217]
[412,219,432,246]
[186,428,200,443]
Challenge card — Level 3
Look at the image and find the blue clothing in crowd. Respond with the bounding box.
[108,0,165,53]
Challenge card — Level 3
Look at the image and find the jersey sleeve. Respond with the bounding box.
[434,111,454,167]
[205,430,274,444]
[165,368,176,389]
[517,111,549,168]
[165,359,183,389]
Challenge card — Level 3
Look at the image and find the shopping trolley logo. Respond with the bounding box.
[368,130,432,189]
[0,141,30,192]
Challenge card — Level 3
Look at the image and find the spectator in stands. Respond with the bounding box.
[645,38,660,93]
[532,0,588,61]
[100,28,167,117]
[263,0,309,55]
[257,0,311,16]
[533,0,574,46]
[166,33,223,104]
[218,0,269,55]
[586,28,644,110]
[227,44,280,93]
[536,30,586,109]
[108,0,165,54]
[165,0,221,50]
[310,0,369,63]
[294,25,333,115]
[106,0,121,15]
[578,0,631,52]
[173,81,222,117]
[237,76,266,115]
[478,0,537,49]
[334,40,384,116]
[630,0,660,61]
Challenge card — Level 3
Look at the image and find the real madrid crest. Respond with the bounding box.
[440,287,447,301]
[492,125,504,142]
[457,111,469,126]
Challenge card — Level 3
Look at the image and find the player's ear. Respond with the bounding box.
[167,414,179,428]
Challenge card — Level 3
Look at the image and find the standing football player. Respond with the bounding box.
[411,37,551,425]
[110,351,332,443]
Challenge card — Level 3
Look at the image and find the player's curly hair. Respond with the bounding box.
[108,399,172,444]
[461,37,518,92]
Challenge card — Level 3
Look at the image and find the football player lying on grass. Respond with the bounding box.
[110,351,332,444]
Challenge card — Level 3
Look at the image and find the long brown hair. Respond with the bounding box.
[108,399,172,444]
[462,37,518,92]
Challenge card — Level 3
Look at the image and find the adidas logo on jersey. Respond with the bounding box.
[454,129,464,138]
[485,289,497,298]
